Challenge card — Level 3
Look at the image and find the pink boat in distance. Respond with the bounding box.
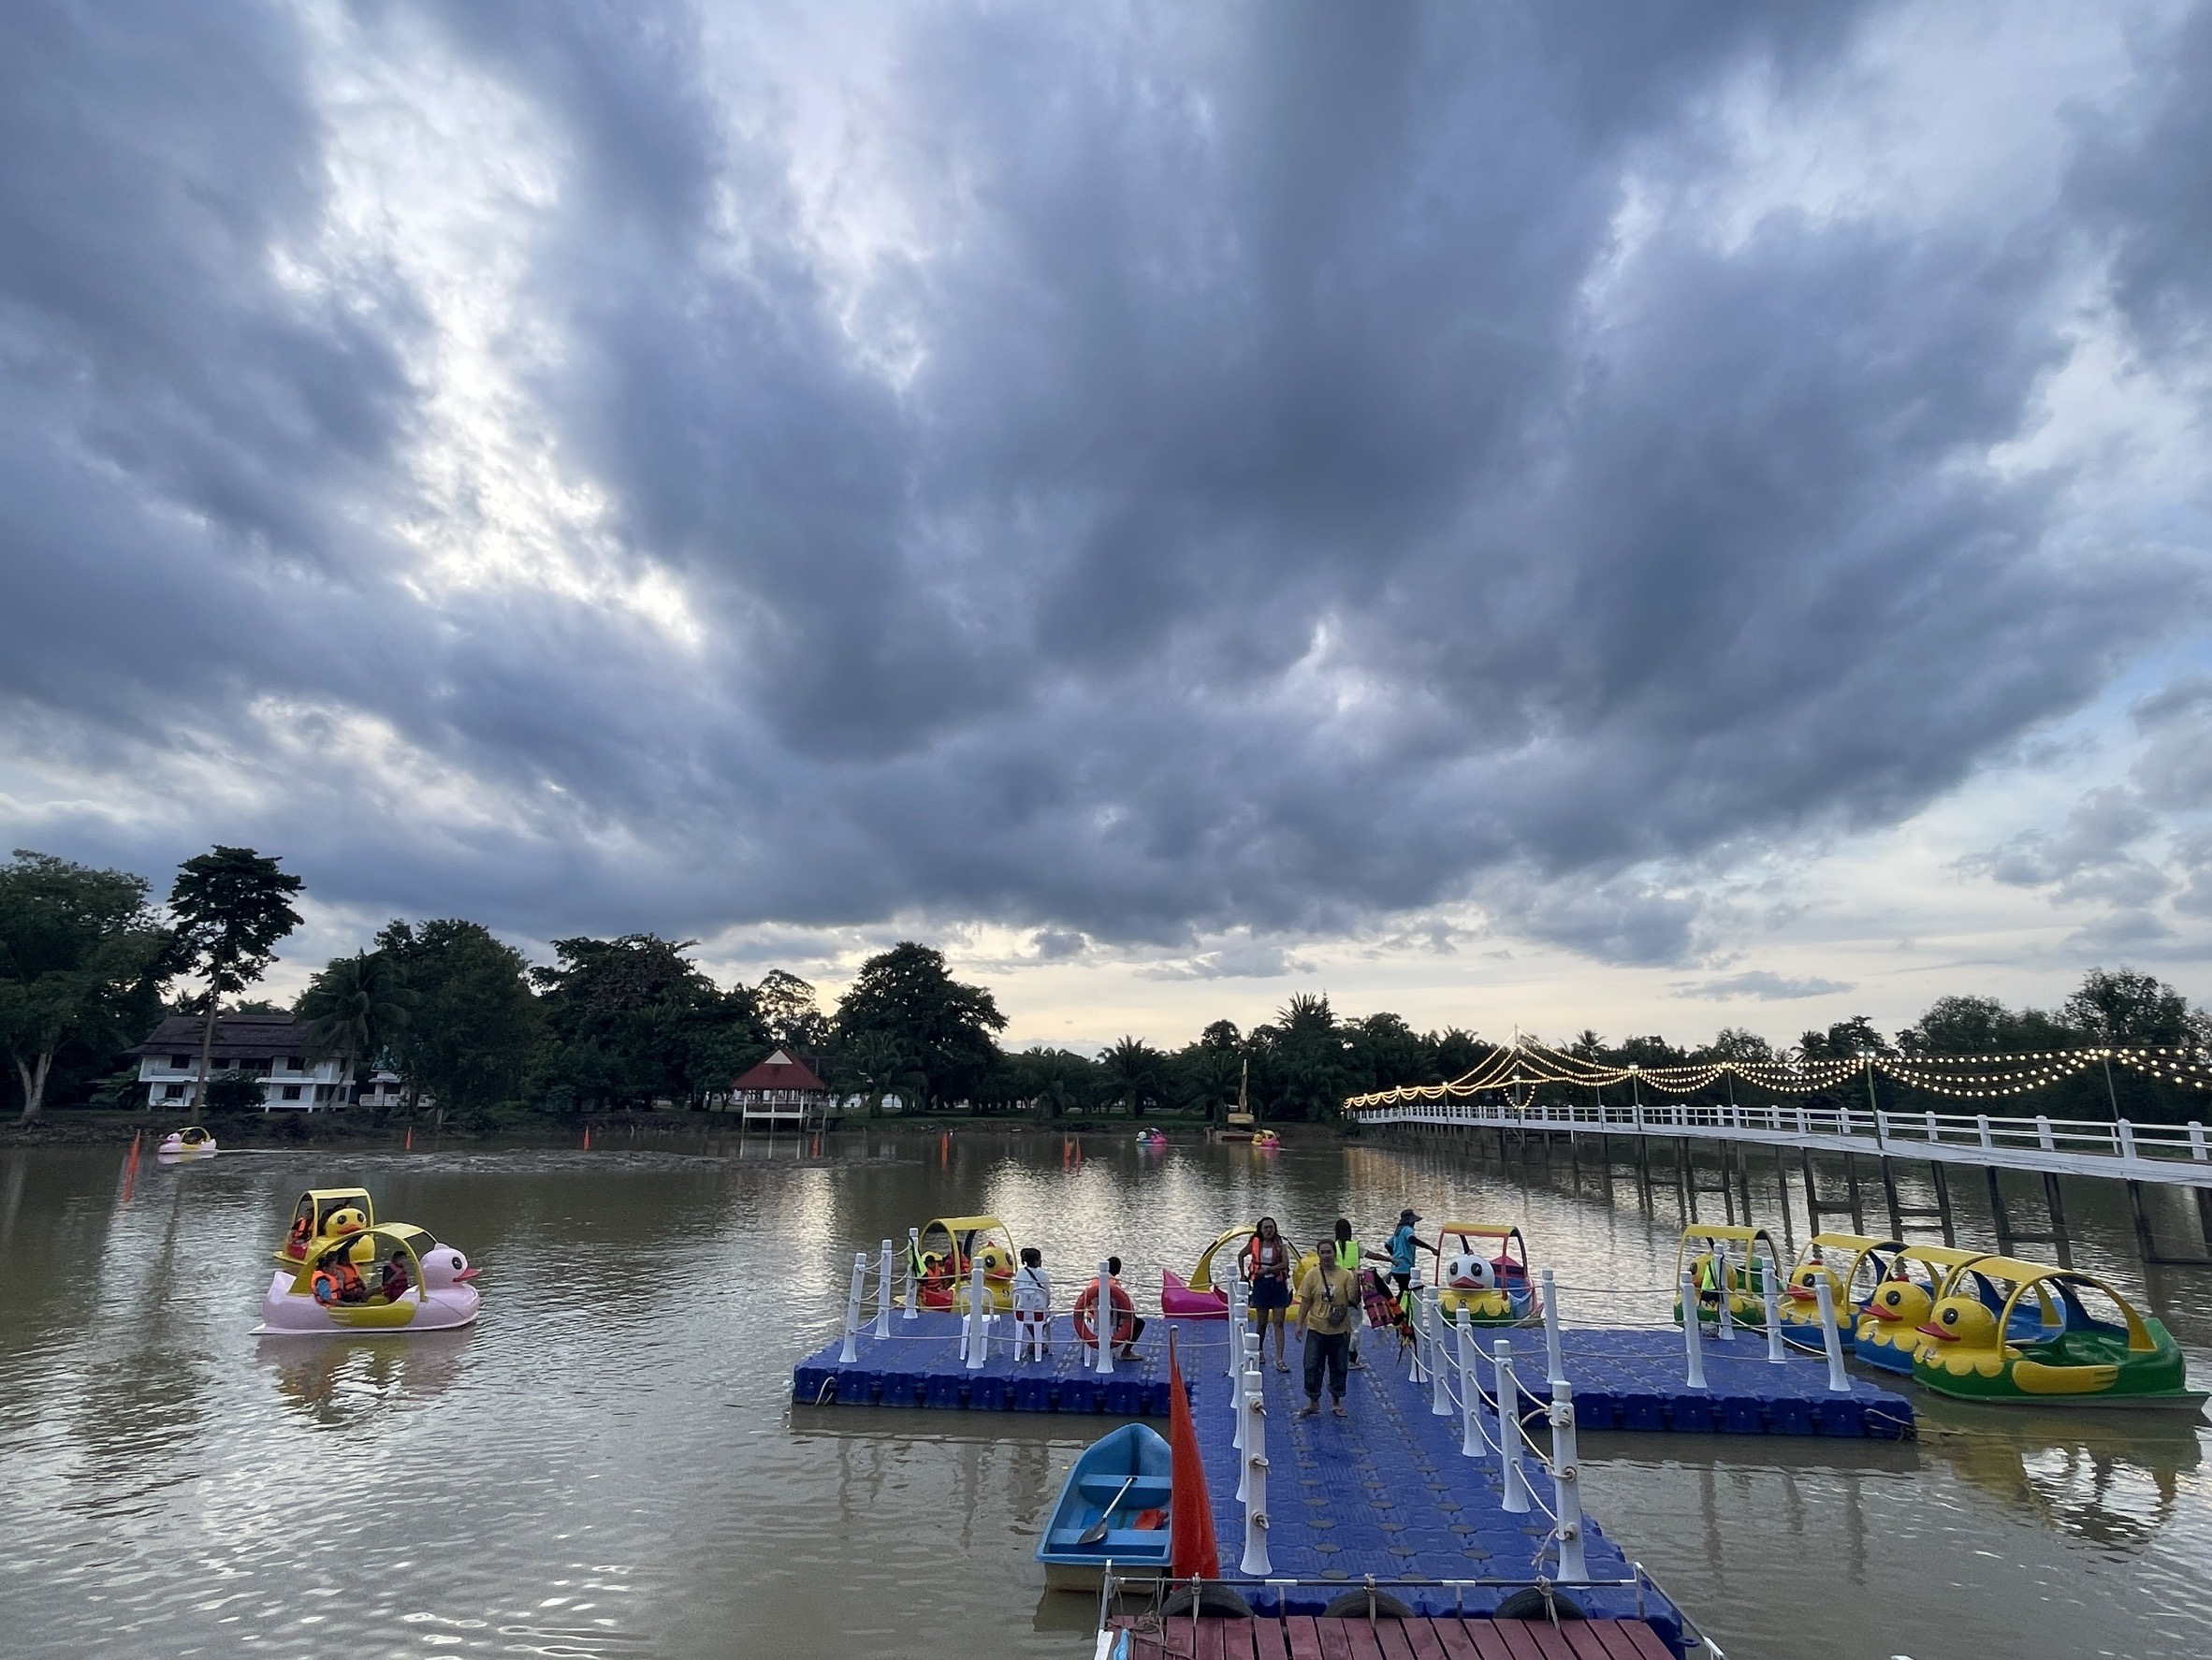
[1161,1269,1229,1318]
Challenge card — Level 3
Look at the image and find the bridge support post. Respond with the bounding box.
[2129,1180,2158,1263]
[1773,1144,1795,1251]
[1931,1164,1957,1246]
[1986,1169,2073,1268]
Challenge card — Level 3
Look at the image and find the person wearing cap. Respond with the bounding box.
[1367,1209,1433,1306]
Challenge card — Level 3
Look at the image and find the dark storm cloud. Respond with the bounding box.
[2,1,2208,963]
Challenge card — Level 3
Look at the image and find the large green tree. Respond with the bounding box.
[0,852,170,1124]
[377,920,546,1118]
[2063,968,2194,1047]
[531,934,764,1109]
[834,942,1006,1109]
[295,951,419,1108]
[164,847,303,1111]
[1898,995,2075,1056]
[754,969,832,1053]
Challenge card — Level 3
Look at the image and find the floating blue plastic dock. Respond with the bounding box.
[789,1314,1912,1437]
[1480,1326,1914,1438]
[791,1313,1187,1416]
[1185,1333,1688,1646]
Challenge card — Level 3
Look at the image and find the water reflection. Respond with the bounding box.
[259,1331,473,1429]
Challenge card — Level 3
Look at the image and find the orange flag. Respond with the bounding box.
[1166,1328,1220,1580]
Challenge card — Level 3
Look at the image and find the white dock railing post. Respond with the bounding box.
[967,1260,989,1369]
[1226,1270,1246,1378]
[1095,1260,1115,1376]
[1762,1268,1784,1364]
[1541,1268,1564,1387]
[1715,1245,1735,1343]
[1236,1336,1261,1503]
[1550,1379,1587,1582]
[1458,1310,1483,1461]
[876,1239,894,1339]
[1814,1279,1850,1393]
[1407,1281,1429,1386]
[902,1228,920,1319]
[1494,1341,1530,1514]
[1430,1292,1451,1417]
[1236,1332,1259,1455]
[1240,1352,1272,1576]
[1680,1271,1707,1391]
[840,1251,867,1362]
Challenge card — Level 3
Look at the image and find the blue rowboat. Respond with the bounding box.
[1036,1422,1171,1590]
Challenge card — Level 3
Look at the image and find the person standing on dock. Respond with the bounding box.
[1296,1233,1358,1417]
[1241,1217,1294,1372]
[1012,1246,1052,1360]
[1332,1218,1366,1369]
[1367,1209,1432,1306]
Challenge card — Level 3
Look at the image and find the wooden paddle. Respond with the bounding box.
[1077,1475,1139,1546]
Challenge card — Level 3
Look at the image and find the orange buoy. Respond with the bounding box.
[583,1125,591,1150]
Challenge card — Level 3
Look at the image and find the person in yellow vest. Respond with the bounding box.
[1295,1231,1359,1418]
[1332,1218,1366,1369]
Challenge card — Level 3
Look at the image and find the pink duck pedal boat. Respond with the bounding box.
[1159,1224,1257,1319]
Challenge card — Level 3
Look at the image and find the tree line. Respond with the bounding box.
[5,844,2210,1127]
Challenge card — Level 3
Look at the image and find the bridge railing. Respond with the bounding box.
[1349,1097,2212,1170]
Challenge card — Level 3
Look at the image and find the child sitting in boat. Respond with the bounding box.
[1013,1247,1052,1360]
[379,1248,413,1303]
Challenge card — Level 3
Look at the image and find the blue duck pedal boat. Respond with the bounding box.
[1036,1422,1171,1590]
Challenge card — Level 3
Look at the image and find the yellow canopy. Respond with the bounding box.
[1959,1260,2156,1354]
[291,1222,429,1300]
[1187,1225,1257,1292]
[1894,1244,1994,1274]
[927,1215,1006,1234]
[1674,1225,1783,1281]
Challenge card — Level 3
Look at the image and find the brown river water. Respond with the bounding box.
[0,1129,2206,1659]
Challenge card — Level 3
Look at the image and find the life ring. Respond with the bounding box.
[1072,1278,1136,1348]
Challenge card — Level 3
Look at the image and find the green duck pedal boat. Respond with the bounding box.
[1912,1258,2207,1412]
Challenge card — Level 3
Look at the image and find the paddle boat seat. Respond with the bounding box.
[1076,1475,1171,1506]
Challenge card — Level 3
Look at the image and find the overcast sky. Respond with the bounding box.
[5,1,2210,1051]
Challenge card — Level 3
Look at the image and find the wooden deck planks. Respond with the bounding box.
[1105,1617,1679,1660]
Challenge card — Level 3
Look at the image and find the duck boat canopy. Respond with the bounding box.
[1431,1222,1541,1326]
[908,1216,1020,1311]
[278,1187,377,1263]
[1671,1224,1786,1328]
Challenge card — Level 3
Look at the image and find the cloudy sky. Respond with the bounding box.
[5,1,2211,1051]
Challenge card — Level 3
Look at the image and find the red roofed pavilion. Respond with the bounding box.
[731,1048,837,1129]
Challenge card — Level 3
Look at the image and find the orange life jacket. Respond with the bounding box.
[313,1262,364,1305]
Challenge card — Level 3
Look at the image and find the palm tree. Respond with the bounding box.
[837,1029,910,1115]
[1099,1036,1166,1117]
[296,951,417,1110]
